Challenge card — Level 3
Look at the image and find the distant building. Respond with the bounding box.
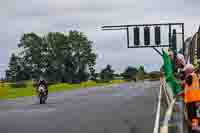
[184,26,200,64]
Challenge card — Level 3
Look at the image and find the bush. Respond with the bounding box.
[122,66,138,81]
[9,82,27,88]
[100,64,114,82]
[148,71,160,80]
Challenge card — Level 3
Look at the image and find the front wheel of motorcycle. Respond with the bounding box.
[43,98,46,104]
[40,98,43,104]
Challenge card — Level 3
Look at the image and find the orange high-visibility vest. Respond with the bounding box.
[184,73,200,103]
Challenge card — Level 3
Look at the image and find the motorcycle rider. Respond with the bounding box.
[37,78,48,96]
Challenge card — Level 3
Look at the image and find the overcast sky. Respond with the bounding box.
[0,0,200,77]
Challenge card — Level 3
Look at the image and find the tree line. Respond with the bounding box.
[6,31,96,83]
[5,31,160,83]
[98,65,159,82]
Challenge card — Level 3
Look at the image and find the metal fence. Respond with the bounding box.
[154,78,187,133]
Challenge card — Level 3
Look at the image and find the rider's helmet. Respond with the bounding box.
[38,77,46,86]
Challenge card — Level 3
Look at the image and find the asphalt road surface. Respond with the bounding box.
[0,81,159,133]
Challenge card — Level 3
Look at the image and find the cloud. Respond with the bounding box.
[0,0,199,77]
[0,64,6,67]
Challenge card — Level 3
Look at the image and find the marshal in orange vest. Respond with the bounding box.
[184,73,200,103]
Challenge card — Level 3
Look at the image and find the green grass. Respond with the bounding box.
[0,80,126,100]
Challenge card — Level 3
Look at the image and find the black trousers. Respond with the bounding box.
[186,102,197,120]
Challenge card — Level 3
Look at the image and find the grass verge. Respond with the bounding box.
[0,80,126,100]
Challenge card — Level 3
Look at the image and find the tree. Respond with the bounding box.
[7,31,97,83]
[43,31,96,82]
[18,33,44,79]
[16,57,32,81]
[122,66,138,81]
[43,32,69,82]
[6,54,32,82]
[136,66,145,80]
[6,54,20,82]
[100,64,114,82]
[148,71,160,80]
[67,31,96,82]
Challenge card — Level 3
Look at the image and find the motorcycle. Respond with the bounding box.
[38,85,48,104]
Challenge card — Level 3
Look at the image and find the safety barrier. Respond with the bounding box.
[153,78,186,133]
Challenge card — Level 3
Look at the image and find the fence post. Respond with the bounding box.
[177,97,184,133]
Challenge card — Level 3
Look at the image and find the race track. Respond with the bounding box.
[0,81,159,133]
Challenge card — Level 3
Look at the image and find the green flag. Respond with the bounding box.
[162,50,182,95]
[162,50,173,78]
